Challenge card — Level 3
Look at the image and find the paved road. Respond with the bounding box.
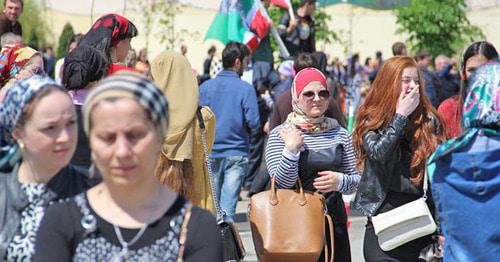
[235,192,367,262]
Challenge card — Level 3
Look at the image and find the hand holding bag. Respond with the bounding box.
[197,107,246,261]
[249,175,334,262]
[371,170,436,251]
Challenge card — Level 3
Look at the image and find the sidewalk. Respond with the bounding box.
[234,191,366,262]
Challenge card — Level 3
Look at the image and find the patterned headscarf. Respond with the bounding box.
[428,60,500,177]
[0,76,63,148]
[0,44,38,86]
[80,14,138,58]
[83,72,169,138]
[462,60,500,130]
[285,67,338,132]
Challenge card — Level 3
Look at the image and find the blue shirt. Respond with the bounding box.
[199,70,260,158]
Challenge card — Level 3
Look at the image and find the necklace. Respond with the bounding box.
[112,223,148,261]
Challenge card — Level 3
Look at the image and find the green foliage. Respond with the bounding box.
[18,0,51,50]
[56,23,75,59]
[268,0,341,59]
[395,0,484,58]
[136,0,200,52]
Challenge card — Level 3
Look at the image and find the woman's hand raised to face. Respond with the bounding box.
[280,125,304,154]
[313,171,342,193]
[396,82,420,117]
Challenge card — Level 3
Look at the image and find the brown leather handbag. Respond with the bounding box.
[249,176,334,262]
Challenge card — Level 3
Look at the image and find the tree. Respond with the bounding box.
[56,23,75,59]
[395,0,484,58]
[18,0,51,50]
[134,0,200,52]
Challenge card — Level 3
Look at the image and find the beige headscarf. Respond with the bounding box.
[151,51,199,161]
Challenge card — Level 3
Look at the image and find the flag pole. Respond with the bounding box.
[286,0,294,21]
[256,1,290,59]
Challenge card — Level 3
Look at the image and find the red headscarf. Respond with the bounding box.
[285,67,338,133]
[0,44,38,87]
[293,67,328,98]
[80,14,138,54]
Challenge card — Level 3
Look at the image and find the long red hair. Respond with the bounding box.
[353,56,446,185]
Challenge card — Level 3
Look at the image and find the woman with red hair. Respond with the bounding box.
[352,56,446,260]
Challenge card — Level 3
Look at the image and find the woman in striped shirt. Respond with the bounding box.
[265,67,360,262]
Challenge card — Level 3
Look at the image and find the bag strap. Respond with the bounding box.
[324,213,335,262]
[423,166,429,200]
[196,106,224,222]
[177,203,193,262]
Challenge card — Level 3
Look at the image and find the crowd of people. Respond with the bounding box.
[0,0,499,261]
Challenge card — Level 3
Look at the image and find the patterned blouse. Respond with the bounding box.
[6,184,49,261]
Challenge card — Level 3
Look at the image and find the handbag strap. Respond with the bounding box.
[324,213,335,262]
[196,106,224,222]
[177,203,193,262]
[423,166,429,200]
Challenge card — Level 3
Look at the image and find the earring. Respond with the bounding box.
[18,142,25,150]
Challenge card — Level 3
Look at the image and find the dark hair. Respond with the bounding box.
[3,0,23,8]
[458,41,499,102]
[71,33,84,46]
[294,52,318,72]
[208,45,216,55]
[416,50,431,61]
[376,51,382,59]
[364,57,371,66]
[349,54,359,78]
[222,41,250,69]
[299,0,316,7]
[392,42,406,56]
[461,41,499,82]
[63,45,109,91]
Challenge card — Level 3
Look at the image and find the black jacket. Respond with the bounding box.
[0,164,100,260]
[353,114,412,216]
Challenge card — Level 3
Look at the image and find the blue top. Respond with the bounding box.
[199,70,260,158]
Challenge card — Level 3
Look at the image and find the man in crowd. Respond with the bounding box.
[278,0,317,56]
[416,50,440,107]
[392,41,407,56]
[199,41,260,223]
[0,31,20,46]
[434,54,460,105]
[0,0,22,36]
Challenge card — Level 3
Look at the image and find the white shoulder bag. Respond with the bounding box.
[371,170,436,251]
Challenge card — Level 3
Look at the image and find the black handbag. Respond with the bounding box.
[197,107,246,261]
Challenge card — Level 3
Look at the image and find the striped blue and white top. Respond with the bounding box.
[265,125,361,194]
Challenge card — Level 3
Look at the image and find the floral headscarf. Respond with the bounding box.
[0,44,38,87]
[428,60,500,177]
[462,60,500,130]
[80,13,138,56]
[285,67,338,132]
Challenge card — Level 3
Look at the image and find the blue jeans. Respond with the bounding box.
[211,156,249,223]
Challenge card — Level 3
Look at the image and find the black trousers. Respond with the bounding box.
[363,220,432,262]
[243,131,265,190]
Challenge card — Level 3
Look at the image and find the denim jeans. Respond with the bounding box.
[211,156,249,223]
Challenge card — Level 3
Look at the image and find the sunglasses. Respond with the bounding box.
[301,90,330,100]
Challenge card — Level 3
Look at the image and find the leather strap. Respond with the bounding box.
[324,214,335,262]
[177,203,193,262]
